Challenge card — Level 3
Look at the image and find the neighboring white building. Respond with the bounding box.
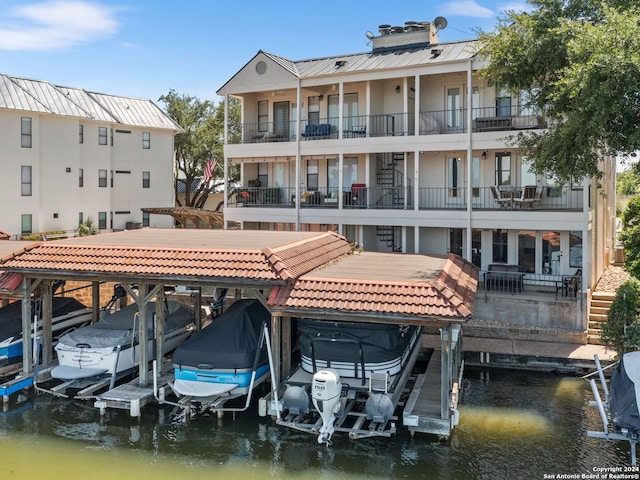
[0,74,182,237]
[216,20,617,342]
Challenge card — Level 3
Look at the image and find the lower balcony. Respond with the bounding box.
[227,186,584,211]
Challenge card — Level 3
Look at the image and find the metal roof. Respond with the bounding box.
[0,73,182,131]
[218,39,478,94]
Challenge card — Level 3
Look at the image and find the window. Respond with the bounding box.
[471,86,480,119]
[496,85,512,117]
[495,153,511,186]
[99,127,107,145]
[21,166,32,196]
[142,212,150,227]
[521,156,537,187]
[447,157,462,198]
[257,163,268,187]
[471,229,482,267]
[328,93,358,132]
[492,229,508,263]
[98,169,107,187]
[142,132,150,149]
[258,101,268,133]
[273,101,290,138]
[447,88,461,128]
[142,171,150,188]
[343,157,358,190]
[306,159,319,190]
[308,96,320,125]
[518,231,536,273]
[449,228,463,257]
[78,212,83,225]
[306,159,318,190]
[21,117,32,148]
[542,231,561,274]
[98,212,107,230]
[79,125,84,144]
[570,231,582,268]
[21,214,32,235]
[79,168,84,187]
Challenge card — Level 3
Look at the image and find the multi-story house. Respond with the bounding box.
[216,20,616,340]
[0,74,182,238]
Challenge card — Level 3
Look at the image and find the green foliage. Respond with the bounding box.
[620,196,640,278]
[601,278,640,356]
[78,218,98,237]
[158,90,240,209]
[617,169,640,196]
[477,0,640,183]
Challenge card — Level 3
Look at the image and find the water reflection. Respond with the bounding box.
[0,368,632,479]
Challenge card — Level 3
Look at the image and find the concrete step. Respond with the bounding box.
[588,313,608,323]
[590,306,610,316]
[592,292,616,301]
[588,335,603,345]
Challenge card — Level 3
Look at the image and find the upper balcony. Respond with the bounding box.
[233,105,546,145]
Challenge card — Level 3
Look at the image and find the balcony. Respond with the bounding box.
[227,186,583,211]
[231,105,546,144]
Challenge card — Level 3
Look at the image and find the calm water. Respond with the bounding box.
[0,368,631,479]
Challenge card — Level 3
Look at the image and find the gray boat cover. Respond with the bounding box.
[298,318,417,365]
[610,351,640,433]
[0,297,88,341]
[172,299,270,370]
[57,301,194,349]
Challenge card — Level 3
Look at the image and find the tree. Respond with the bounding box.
[617,167,640,196]
[158,90,240,209]
[620,196,640,279]
[476,0,640,183]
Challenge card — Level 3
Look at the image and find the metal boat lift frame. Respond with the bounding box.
[587,354,638,466]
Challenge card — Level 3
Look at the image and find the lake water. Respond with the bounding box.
[0,367,632,479]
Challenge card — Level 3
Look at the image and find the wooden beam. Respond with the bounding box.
[41,283,53,367]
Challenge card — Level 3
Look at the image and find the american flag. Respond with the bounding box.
[203,156,216,183]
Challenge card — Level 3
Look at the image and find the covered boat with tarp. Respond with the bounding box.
[171,299,271,409]
[52,300,195,380]
[588,352,640,466]
[0,297,91,368]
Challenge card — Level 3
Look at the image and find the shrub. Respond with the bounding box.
[601,278,640,357]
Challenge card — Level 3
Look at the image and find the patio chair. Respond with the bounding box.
[514,185,542,208]
[490,186,512,208]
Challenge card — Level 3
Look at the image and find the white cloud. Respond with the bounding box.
[497,1,533,14]
[0,1,120,51]
[441,1,495,19]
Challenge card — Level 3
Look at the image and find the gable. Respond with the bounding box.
[218,52,299,96]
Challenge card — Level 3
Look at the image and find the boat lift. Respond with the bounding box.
[587,354,638,466]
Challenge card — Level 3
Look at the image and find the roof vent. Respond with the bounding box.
[335,60,346,68]
[378,24,391,35]
[431,48,442,58]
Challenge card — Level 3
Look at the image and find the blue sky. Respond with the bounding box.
[0,0,529,104]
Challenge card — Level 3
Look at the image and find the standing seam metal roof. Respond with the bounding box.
[0,73,182,131]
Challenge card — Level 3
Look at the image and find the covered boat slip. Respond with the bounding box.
[0,229,478,438]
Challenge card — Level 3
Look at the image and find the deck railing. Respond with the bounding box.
[230,104,547,144]
[227,185,583,211]
[482,270,582,301]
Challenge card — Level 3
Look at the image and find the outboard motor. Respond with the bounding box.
[312,368,342,444]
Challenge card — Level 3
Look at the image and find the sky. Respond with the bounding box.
[0,0,530,106]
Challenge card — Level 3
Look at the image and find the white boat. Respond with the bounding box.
[51,300,195,381]
[276,319,423,443]
[0,297,91,369]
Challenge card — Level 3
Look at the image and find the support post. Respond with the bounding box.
[91,282,100,323]
[21,279,33,375]
[441,325,451,420]
[271,314,281,389]
[281,316,291,379]
[138,284,149,387]
[41,283,53,367]
[155,289,165,376]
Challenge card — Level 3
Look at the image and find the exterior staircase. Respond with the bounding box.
[587,292,615,345]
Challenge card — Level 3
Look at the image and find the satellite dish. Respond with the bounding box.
[433,16,448,31]
[365,31,375,40]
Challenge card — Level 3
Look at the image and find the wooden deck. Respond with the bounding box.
[94,372,173,417]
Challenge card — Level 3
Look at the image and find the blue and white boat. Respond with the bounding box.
[0,297,91,369]
[171,299,271,408]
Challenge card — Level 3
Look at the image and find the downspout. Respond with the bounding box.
[223,93,229,229]
[295,79,301,230]
[465,59,473,262]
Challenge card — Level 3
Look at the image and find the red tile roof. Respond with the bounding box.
[267,254,479,323]
[0,229,350,285]
[0,230,10,240]
[0,272,23,293]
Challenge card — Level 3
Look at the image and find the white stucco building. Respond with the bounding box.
[216,20,617,342]
[0,74,182,237]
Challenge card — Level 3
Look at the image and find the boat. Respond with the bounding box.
[588,352,640,466]
[170,299,271,411]
[0,297,91,369]
[275,319,423,443]
[51,300,195,381]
